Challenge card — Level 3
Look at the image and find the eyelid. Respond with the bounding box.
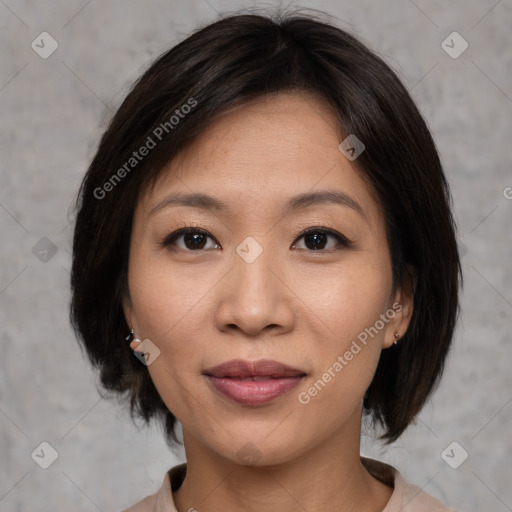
[159,225,353,250]
[291,226,352,249]
[160,226,219,248]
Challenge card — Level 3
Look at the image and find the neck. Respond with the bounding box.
[172,416,393,512]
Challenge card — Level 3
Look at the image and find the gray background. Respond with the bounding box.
[0,0,511,511]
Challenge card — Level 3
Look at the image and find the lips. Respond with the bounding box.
[203,359,306,406]
[203,359,306,379]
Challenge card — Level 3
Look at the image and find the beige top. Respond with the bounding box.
[123,457,459,512]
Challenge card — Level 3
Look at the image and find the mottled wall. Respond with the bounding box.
[1,1,511,511]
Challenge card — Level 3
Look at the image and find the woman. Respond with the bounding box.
[70,10,462,512]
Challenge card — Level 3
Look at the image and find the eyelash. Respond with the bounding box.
[159,225,352,252]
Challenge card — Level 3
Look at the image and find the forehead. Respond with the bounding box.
[140,92,382,225]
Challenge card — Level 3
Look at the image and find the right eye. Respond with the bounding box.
[160,228,221,251]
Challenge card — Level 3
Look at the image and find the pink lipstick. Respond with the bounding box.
[203,359,306,406]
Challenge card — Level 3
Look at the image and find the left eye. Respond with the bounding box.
[161,227,351,252]
[292,228,351,251]
[162,228,219,251]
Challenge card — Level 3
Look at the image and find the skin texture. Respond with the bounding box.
[124,92,414,512]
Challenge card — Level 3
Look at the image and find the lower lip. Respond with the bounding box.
[206,375,304,405]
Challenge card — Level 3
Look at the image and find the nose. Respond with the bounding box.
[214,244,295,338]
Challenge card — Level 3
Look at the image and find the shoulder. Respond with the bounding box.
[387,471,460,512]
[361,457,461,512]
[121,493,157,512]
[120,463,186,512]
[120,473,169,512]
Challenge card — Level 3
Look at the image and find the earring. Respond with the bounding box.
[126,329,141,344]
[393,332,400,345]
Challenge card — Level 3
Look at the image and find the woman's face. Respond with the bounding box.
[124,92,413,465]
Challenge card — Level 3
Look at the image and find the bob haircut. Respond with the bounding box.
[70,10,462,446]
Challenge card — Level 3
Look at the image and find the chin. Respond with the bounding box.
[210,432,309,468]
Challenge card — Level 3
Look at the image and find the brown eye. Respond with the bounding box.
[161,227,351,252]
[162,228,220,251]
[292,228,351,251]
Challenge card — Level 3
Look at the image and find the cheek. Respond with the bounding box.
[127,251,220,415]
[292,261,392,411]
[128,244,216,341]
[292,257,393,342]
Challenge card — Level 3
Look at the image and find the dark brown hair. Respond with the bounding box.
[70,9,462,446]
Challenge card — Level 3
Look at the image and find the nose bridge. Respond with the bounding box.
[232,235,277,303]
[214,235,292,335]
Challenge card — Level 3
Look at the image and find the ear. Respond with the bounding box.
[122,291,134,329]
[122,292,142,351]
[383,266,416,348]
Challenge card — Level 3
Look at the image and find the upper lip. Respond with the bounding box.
[203,359,306,379]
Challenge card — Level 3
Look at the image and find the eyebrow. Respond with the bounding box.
[149,190,367,219]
